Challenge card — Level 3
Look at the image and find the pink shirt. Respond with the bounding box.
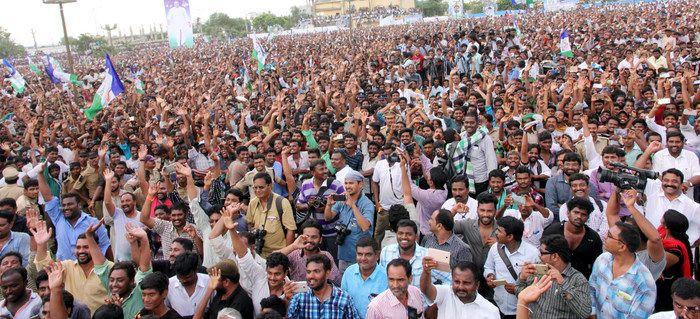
[365,285,425,319]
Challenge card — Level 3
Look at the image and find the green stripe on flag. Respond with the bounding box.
[84,94,104,120]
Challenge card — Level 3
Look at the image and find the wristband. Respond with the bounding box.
[146,196,155,202]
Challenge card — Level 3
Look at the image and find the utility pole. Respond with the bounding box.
[42,0,77,73]
[101,24,117,46]
[30,29,38,51]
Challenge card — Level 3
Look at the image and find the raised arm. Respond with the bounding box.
[620,189,664,263]
[139,182,159,229]
[103,169,116,217]
[36,162,53,202]
[420,256,438,301]
[126,223,152,272]
[85,219,107,265]
[48,261,69,319]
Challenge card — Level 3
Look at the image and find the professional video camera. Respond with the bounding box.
[599,162,659,191]
[335,224,351,245]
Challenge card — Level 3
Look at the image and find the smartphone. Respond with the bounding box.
[659,72,670,78]
[493,279,508,286]
[294,281,309,293]
[332,194,346,202]
[592,83,603,89]
[658,98,671,105]
[511,193,526,205]
[533,264,550,275]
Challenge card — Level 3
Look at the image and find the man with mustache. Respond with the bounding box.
[365,258,424,319]
[286,254,359,319]
[276,220,341,286]
[542,197,603,278]
[545,152,598,221]
[558,173,608,240]
[441,174,478,221]
[639,166,700,247]
[420,259,499,318]
[103,169,144,262]
[341,237,388,319]
[34,219,109,314]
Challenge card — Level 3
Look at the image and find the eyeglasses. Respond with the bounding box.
[539,250,554,256]
[673,300,700,314]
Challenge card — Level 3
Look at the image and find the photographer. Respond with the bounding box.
[246,172,297,257]
[296,160,345,260]
[324,170,374,274]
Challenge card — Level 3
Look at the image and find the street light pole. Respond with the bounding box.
[58,2,75,72]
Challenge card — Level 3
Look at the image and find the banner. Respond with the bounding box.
[544,0,577,11]
[448,0,464,18]
[164,0,194,48]
[484,2,498,16]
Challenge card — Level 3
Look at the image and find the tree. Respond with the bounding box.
[463,1,485,13]
[252,12,292,32]
[202,13,249,38]
[0,28,26,59]
[416,0,448,17]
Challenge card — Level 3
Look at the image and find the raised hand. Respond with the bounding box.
[30,220,53,246]
[46,260,64,290]
[183,224,199,239]
[208,267,221,290]
[518,274,553,304]
[125,222,148,240]
[103,168,115,181]
[138,144,148,160]
[174,162,192,177]
[647,140,663,153]
[25,208,40,231]
[147,182,160,198]
[85,219,104,237]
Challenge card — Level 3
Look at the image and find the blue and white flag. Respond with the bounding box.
[84,54,124,120]
[2,59,26,94]
[560,30,574,58]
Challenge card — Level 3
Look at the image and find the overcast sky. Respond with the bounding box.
[1,0,308,47]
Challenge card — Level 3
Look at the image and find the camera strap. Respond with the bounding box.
[260,194,287,234]
[497,244,519,281]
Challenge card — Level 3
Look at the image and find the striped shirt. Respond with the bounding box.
[339,148,364,171]
[296,178,345,237]
[287,285,360,319]
[421,233,474,284]
[589,252,657,319]
[515,264,592,319]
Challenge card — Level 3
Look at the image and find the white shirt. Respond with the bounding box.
[564,126,583,141]
[371,159,404,210]
[483,242,540,315]
[287,151,310,171]
[559,196,609,240]
[432,286,500,319]
[680,124,700,150]
[335,165,352,184]
[236,250,274,316]
[502,209,553,247]
[643,179,700,244]
[441,197,478,221]
[166,273,211,317]
[103,207,143,262]
[652,149,700,183]
[0,291,42,319]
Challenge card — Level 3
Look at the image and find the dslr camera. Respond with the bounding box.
[599,162,659,191]
[387,153,401,166]
[251,229,267,255]
[309,195,327,210]
[335,224,351,245]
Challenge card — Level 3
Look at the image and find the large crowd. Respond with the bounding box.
[1,0,700,318]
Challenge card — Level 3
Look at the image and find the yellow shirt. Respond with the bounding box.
[35,253,112,314]
[245,194,297,257]
[73,165,101,198]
